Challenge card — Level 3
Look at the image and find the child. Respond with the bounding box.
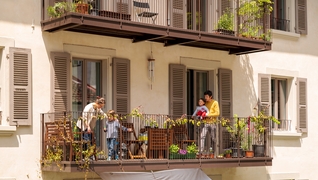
[104,110,132,161]
[192,98,210,120]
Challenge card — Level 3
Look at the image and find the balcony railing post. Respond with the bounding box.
[41,113,45,159]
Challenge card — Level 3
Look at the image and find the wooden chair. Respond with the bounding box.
[172,124,196,149]
[44,120,97,161]
[147,128,173,159]
[120,122,147,159]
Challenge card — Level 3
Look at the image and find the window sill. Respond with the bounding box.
[271,29,300,40]
[0,126,17,136]
[272,131,302,137]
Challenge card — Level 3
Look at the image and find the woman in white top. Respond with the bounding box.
[76,97,107,141]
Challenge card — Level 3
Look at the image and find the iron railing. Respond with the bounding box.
[270,17,290,32]
[40,112,284,162]
[43,0,272,40]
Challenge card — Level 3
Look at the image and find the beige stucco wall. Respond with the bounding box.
[1,0,318,180]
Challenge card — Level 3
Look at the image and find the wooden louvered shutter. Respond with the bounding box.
[171,0,185,28]
[295,0,307,34]
[218,69,232,118]
[112,58,130,114]
[169,64,186,116]
[9,47,32,126]
[117,2,129,14]
[51,52,71,114]
[297,78,307,133]
[258,74,271,115]
[219,0,232,16]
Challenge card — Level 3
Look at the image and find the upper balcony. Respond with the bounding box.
[41,0,272,55]
[40,111,282,173]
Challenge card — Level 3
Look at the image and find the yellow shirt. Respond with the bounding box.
[205,100,220,123]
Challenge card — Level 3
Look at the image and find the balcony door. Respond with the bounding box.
[72,59,102,146]
[187,70,214,146]
[187,0,207,31]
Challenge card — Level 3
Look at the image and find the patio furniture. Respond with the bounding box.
[172,124,196,149]
[120,122,147,159]
[147,128,173,159]
[133,1,158,24]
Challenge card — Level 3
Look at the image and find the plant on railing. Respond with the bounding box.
[41,116,105,180]
[223,115,247,148]
[186,142,199,154]
[47,2,76,18]
[216,8,234,35]
[238,0,273,39]
[250,110,279,145]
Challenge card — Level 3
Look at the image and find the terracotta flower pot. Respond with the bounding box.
[245,150,254,158]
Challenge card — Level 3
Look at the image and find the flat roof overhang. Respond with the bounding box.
[42,157,273,173]
[41,13,271,55]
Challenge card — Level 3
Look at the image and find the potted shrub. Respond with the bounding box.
[250,109,280,157]
[224,149,232,158]
[47,2,76,18]
[186,143,198,159]
[169,144,180,159]
[216,8,234,36]
[238,0,273,38]
[223,115,246,157]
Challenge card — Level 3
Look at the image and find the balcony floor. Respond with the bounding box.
[42,157,273,173]
[41,13,271,55]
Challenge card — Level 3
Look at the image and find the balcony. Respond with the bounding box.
[41,112,276,173]
[41,0,272,55]
[270,17,290,32]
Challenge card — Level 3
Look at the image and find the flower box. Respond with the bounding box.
[169,153,185,159]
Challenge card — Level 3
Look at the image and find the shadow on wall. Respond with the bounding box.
[203,166,269,180]
[232,54,257,117]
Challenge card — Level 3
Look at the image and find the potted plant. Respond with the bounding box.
[186,142,198,159]
[74,0,92,14]
[216,8,234,36]
[169,144,180,159]
[223,115,246,158]
[238,0,273,39]
[250,109,280,157]
[224,149,232,158]
[47,2,76,18]
[209,147,214,158]
[217,153,224,159]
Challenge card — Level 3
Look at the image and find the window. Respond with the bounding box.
[258,74,307,132]
[271,78,287,130]
[271,0,307,34]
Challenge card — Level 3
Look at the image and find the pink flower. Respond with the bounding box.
[178,149,187,155]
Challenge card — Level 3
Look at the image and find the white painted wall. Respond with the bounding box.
[0,0,318,180]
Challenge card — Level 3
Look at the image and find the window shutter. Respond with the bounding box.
[169,64,186,116]
[219,0,232,16]
[9,47,32,126]
[171,0,185,28]
[50,52,71,114]
[112,58,130,114]
[218,69,232,118]
[258,74,271,115]
[295,0,307,34]
[297,78,307,133]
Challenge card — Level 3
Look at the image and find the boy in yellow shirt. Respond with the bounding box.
[200,90,220,153]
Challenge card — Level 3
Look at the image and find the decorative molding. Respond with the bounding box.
[272,131,302,137]
[271,29,300,40]
[0,126,16,136]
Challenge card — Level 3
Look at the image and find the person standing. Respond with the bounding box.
[76,97,107,144]
[199,90,220,153]
[104,110,132,161]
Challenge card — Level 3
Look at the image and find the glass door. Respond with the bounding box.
[72,58,102,146]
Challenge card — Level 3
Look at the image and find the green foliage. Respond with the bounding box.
[238,0,273,38]
[186,142,199,154]
[217,8,234,31]
[223,115,247,145]
[47,2,76,18]
[224,149,232,154]
[169,144,180,153]
[250,110,280,145]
